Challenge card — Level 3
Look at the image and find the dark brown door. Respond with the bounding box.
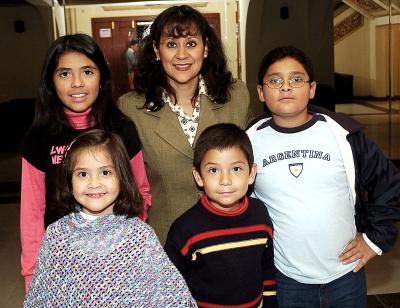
[92,18,134,99]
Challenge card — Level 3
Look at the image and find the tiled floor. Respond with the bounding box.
[0,202,24,307]
[336,99,400,160]
[367,293,400,308]
[0,152,24,307]
[1,100,399,307]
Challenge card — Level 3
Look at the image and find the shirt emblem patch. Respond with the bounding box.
[289,163,303,178]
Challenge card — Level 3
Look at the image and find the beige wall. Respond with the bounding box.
[334,9,371,97]
[66,1,240,77]
[375,25,390,98]
[392,24,400,97]
[0,5,52,102]
[246,0,334,115]
[334,9,400,98]
[375,23,400,98]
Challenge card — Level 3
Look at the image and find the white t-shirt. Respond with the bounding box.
[248,115,358,284]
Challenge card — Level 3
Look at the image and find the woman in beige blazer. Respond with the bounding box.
[119,5,251,244]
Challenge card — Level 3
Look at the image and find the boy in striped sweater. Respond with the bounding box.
[165,123,277,307]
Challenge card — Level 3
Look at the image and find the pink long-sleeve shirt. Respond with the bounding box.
[20,109,151,290]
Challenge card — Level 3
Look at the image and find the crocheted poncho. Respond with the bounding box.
[24,213,197,307]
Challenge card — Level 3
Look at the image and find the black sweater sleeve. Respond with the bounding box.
[261,206,277,307]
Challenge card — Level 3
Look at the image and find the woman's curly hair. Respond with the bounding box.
[136,5,233,111]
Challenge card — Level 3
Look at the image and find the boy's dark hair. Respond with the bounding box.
[137,5,233,111]
[193,123,254,171]
[55,129,143,218]
[32,33,130,135]
[257,45,314,85]
[129,39,139,46]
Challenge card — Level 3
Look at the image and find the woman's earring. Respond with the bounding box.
[203,52,208,58]
[156,56,160,61]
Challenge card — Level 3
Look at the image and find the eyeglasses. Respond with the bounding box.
[262,76,311,89]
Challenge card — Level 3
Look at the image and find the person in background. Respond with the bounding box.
[24,129,196,307]
[126,39,139,90]
[20,33,151,291]
[165,123,277,307]
[247,45,400,307]
[119,5,251,244]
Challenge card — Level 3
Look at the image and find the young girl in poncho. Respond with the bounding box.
[24,129,196,307]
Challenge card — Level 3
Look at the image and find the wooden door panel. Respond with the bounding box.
[92,18,134,99]
[113,20,134,98]
[92,21,114,67]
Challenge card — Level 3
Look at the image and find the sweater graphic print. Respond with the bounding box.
[49,143,69,165]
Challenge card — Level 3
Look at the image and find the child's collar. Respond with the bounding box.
[80,211,100,221]
[200,194,248,216]
[65,107,94,129]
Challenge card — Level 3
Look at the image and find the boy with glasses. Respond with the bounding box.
[247,45,400,307]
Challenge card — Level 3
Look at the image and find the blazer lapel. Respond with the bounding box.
[150,106,194,159]
[195,96,224,144]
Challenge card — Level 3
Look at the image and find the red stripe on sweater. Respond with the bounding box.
[263,279,276,286]
[181,225,272,256]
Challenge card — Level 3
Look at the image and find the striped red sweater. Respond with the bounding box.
[164,195,277,307]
